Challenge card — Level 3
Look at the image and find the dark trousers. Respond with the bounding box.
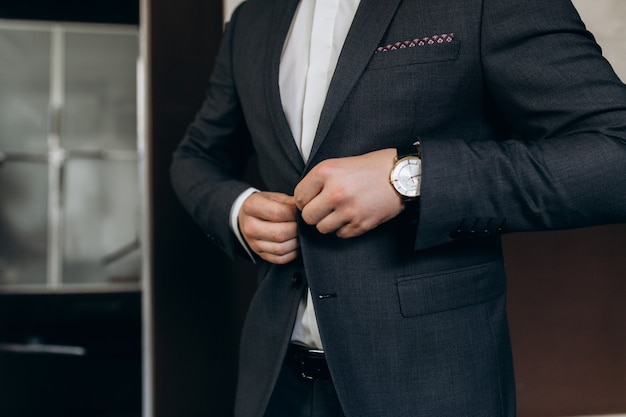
[263,356,346,417]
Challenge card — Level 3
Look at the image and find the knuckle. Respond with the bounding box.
[275,256,293,265]
[268,204,289,222]
[272,203,295,222]
[269,231,284,243]
[316,159,337,177]
[267,206,281,222]
[239,221,254,238]
[269,226,291,243]
[242,194,257,211]
[343,205,358,220]
[294,195,306,210]
[300,210,315,225]
[316,224,330,235]
[327,188,343,205]
[268,251,296,265]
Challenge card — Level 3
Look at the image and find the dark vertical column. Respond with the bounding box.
[147,1,245,415]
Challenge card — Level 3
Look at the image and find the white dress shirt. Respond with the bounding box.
[230,0,361,350]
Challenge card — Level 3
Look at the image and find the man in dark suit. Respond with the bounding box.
[170,0,626,416]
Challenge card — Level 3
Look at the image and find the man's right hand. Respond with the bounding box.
[238,191,300,264]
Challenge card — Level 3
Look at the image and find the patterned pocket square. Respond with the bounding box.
[376,33,454,53]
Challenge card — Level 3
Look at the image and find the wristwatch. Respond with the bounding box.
[390,141,422,201]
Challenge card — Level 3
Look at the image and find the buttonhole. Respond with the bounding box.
[318,293,337,300]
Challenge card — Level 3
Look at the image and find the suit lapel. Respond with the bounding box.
[306,0,403,166]
[264,0,305,174]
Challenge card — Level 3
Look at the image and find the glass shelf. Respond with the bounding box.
[0,20,141,292]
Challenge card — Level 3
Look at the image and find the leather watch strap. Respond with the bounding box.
[396,140,421,216]
[397,140,421,160]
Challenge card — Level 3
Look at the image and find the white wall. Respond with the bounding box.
[223,0,245,23]
[572,0,626,81]
[222,0,626,80]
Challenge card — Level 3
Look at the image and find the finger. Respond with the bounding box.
[249,234,300,265]
[314,206,376,238]
[243,192,297,222]
[300,195,335,226]
[241,220,298,245]
[313,210,349,235]
[294,171,325,211]
[257,248,300,265]
[253,237,300,257]
[264,193,298,221]
[334,222,369,239]
[266,192,296,206]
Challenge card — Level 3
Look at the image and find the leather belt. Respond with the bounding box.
[287,343,332,381]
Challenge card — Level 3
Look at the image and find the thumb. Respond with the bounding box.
[266,192,296,206]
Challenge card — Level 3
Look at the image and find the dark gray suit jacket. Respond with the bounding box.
[170,0,626,415]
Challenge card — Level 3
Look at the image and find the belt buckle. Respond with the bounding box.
[291,345,328,381]
[299,348,324,381]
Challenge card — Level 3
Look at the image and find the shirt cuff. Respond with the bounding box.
[229,187,260,262]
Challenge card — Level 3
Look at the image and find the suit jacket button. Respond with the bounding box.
[450,229,463,239]
[206,233,224,250]
[291,272,303,288]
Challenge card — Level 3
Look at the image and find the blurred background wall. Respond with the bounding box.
[572,0,626,80]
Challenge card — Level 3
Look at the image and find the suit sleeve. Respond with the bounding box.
[415,0,626,251]
[170,5,255,260]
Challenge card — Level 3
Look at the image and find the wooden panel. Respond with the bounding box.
[505,225,626,417]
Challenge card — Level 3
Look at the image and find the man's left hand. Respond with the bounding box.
[294,148,404,238]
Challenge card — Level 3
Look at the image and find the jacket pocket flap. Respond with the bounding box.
[396,261,505,318]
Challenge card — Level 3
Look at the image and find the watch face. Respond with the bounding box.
[391,157,421,197]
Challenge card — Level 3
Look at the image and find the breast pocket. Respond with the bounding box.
[367,40,461,71]
[396,261,506,318]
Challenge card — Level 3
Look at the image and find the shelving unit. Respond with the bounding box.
[0,15,142,417]
[0,20,141,293]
